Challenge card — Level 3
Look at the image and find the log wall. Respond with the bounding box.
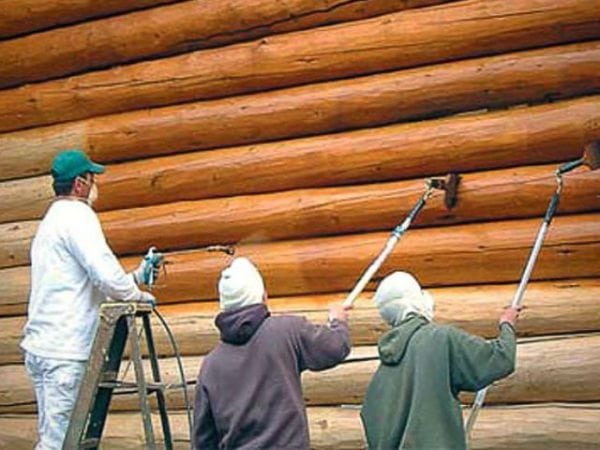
[1,0,599,448]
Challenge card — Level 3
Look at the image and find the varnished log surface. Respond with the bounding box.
[0,0,457,88]
[1,90,599,188]
[0,0,182,39]
[1,0,599,131]
[1,163,599,267]
[1,213,598,313]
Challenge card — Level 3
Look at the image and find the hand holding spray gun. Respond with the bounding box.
[132,246,164,289]
[132,246,165,307]
[142,246,164,290]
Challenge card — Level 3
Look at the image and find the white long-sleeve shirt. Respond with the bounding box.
[21,199,144,361]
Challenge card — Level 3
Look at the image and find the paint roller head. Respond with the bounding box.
[428,173,461,210]
[558,140,600,175]
[428,178,447,190]
[583,140,600,171]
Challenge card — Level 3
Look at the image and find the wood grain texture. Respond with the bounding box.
[1,88,599,189]
[1,213,598,313]
[2,334,599,413]
[0,0,456,88]
[0,0,182,39]
[1,163,599,267]
[0,405,599,449]
[2,278,599,362]
[1,0,599,131]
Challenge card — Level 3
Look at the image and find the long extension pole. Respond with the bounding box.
[342,178,448,309]
[464,172,564,440]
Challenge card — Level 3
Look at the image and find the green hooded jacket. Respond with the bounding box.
[360,315,516,450]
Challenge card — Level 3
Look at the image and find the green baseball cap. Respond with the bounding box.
[51,149,105,182]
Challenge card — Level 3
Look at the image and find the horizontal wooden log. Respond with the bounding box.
[3,333,599,413]
[305,335,600,407]
[0,0,456,89]
[467,404,600,450]
[2,42,600,179]
[2,277,599,362]
[0,0,182,39]
[1,405,599,449]
[1,0,599,132]
[107,213,600,302]
[0,213,598,313]
[1,93,599,218]
[0,221,37,269]
[2,163,600,268]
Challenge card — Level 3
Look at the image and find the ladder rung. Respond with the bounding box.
[101,371,118,382]
[79,438,100,448]
[99,380,167,393]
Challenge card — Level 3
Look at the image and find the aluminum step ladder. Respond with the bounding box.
[63,301,172,449]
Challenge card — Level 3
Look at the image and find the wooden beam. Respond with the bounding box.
[0,0,182,39]
[1,85,599,193]
[2,42,600,176]
[1,278,599,362]
[1,163,599,267]
[0,213,598,312]
[0,0,457,88]
[2,334,599,413]
[0,0,599,131]
[0,404,599,449]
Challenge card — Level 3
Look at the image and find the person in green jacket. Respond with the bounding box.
[360,271,520,450]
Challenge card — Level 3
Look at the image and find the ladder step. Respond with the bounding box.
[99,380,167,393]
[64,303,172,449]
[79,438,100,448]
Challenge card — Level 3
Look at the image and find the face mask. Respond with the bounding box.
[87,182,98,206]
[77,176,98,206]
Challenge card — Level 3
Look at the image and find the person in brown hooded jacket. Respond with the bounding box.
[193,257,351,450]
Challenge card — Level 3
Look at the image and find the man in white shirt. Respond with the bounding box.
[21,149,157,450]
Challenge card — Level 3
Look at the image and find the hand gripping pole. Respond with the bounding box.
[465,141,600,441]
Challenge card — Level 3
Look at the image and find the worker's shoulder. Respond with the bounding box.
[419,321,460,341]
[265,313,307,329]
[430,322,483,347]
[50,199,98,221]
[262,314,321,338]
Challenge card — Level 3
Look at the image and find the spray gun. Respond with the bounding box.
[342,174,459,309]
[142,246,164,290]
[465,140,600,442]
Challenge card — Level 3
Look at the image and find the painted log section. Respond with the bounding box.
[2,334,599,413]
[0,0,458,88]
[1,405,599,449]
[0,0,182,39]
[1,274,598,362]
[2,163,600,268]
[1,43,599,174]
[0,213,598,312]
[1,0,599,132]
[1,86,599,196]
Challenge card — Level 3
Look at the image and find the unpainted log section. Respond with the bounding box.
[1,275,599,362]
[0,405,599,449]
[1,334,599,413]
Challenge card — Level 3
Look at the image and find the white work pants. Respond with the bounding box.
[24,352,87,450]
